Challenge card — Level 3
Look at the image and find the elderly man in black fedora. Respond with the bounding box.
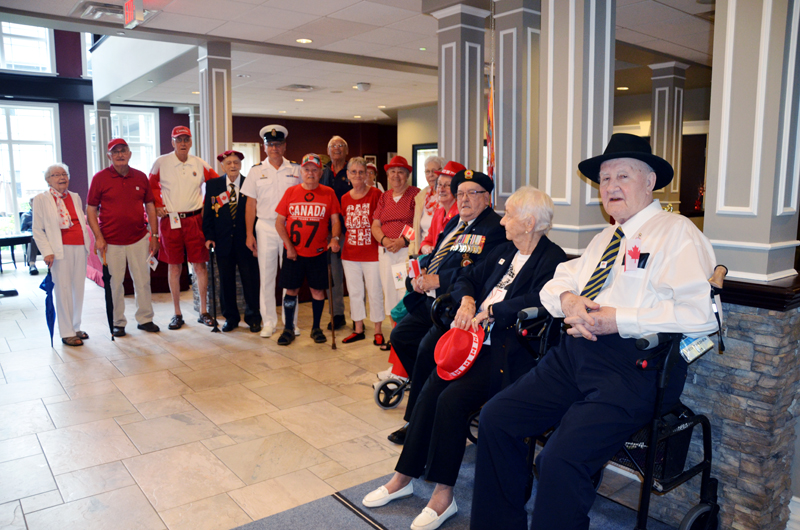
[470,134,720,530]
[203,150,261,332]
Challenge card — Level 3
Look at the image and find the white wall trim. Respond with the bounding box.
[787,496,800,530]
[565,0,575,205]
[196,55,231,62]
[726,268,798,282]
[777,0,800,216]
[672,86,684,193]
[526,26,535,186]
[498,28,517,195]
[650,74,686,81]
[468,40,482,168]
[552,223,609,232]
[431,4,491,19]
[440,42,456,160]
[648,61,691,70]
[544,0,556,200]
[494,7,540,18]
[709,238,800,250]
[715,0,737,215]
[437,23,486,34]
[746,0,773,216]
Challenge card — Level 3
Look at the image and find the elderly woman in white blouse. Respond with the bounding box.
[32,163,91,347]
[411,155,444,255]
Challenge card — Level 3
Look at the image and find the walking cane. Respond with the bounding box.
[326,249,337,350]
[209,246,220,333]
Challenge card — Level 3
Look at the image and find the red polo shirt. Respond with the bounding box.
[87,165,154,245]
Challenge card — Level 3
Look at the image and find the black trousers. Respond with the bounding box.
[395,351,492,486]
[215,245,261,327]
[470,334,687,530]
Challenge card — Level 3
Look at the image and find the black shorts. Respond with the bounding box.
[280,250,329,290]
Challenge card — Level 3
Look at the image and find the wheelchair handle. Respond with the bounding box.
[709,265,727,290]
[518,307,542,321]
[431,293,455,333]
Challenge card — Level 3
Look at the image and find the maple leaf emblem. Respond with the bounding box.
[627,245,641,260]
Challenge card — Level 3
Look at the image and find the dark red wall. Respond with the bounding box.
[158,108,190,156]
[54,30,83,79]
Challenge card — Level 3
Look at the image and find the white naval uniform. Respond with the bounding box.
[241,157,301,329]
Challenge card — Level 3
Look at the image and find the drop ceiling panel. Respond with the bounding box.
[617,1,682,28]
[615,27,656,45]
[655,0,716,15]
[328,1,418,27]
[349,27,423,46]
[162,0,255,20]
[263,0,362,17]
[320,39,391,56]
[636,14,712,41]
[145,12,225,34]
[385,14,438,35]
[232,5,319,30]
[265,30,345,49]
[208,22,286,42]
[292,18,379,39]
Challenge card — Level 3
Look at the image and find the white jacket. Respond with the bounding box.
[32,190,91,260]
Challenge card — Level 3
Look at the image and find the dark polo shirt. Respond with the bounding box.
[87,165,154,245]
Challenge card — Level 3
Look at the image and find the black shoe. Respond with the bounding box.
[342,332,365,344]
[137,322,160,333]
[327,314,347,331]
[29,265,38,276]
[388,424,408,445]
[168,315,184,330]
[311,327,327,343]
[112,326,126,338]
[222,321,238,332]
[249,322,262,333]
[277,328,295,346]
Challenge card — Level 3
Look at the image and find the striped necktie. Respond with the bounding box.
[580,226,625,300]
[427,222,467,275]
[229,183,237,219]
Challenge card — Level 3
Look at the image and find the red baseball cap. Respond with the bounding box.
[302,153,321,168]
[171,126,192,138]
[434,327,485,380]
[384,155,412,173]
[435,161,466,177]
[217,150,244,162]
[107,138,128,151]
[366,162,378,172]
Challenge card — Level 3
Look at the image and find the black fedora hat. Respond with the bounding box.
[578,133,673,190]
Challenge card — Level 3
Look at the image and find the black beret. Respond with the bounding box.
[450,169,494,196]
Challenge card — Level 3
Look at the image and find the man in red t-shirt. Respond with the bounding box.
[274,153,341,346]
[87,138,160,336]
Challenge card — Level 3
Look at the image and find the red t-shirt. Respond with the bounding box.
[276,184,341,257]
[373,186,419,240]
[58,195,84,246]
[341,187,381,262]
[87,166,154,245]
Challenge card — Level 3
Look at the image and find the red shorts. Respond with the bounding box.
[158,214,209,265]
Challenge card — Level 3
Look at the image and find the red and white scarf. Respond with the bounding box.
[423,187,438,216]
[49,187,73,229]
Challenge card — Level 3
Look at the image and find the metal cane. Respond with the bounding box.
[326,250,337,350]
[209,246,220,333]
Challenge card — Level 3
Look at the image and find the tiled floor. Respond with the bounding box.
[0,263,404,530]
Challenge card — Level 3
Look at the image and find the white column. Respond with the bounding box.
[198,42,232,164]
[188,105,201,157]
[649,61,688,209]
[95,100,112,171]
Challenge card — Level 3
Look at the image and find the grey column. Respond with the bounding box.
[188,105,201,158]
[493,0,541,211]
[430,4,490,170]
[198,42,232,165]
[704,0,800,281]
[649,61,688,209]
[538,0,615,255]
[95,100,112,171]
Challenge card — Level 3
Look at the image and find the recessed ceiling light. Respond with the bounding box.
[191,91,200,94]
[378,105,386,109]
[237,74,250,78]
[354,115,361,118]
[419,47,426,51]
[296,38,313,44]
[330,90,342,94]
[617,86,629,91]
[116,31,125,36]
[147,79,153,83]
[352,85,358,89]
[294,98,304,102]
[279,110,287,114]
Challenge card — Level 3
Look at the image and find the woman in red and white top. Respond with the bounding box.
[411,156,444,255]
[340,158,385,344]
[371,156,420,336]
[32,163,92,347]
[418,161,464,255]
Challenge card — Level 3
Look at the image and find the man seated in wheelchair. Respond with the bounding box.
[363,186,566,530]
[470,134,719,530]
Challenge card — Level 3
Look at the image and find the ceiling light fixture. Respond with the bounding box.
[352,85,358,89]
[191,91,200,94]
[617,86,629,91]
[378,105,386,109]
[296,38,313,44]
[354,115,361,118]
[237,74,251,78]
[279,110,287,114]
[419,47,426,51]
[294,98,304,102]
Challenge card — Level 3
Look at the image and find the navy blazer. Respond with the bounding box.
[202,175,252,257]
[450,237,567,395]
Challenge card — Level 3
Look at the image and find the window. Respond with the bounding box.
[232,142,261,178]
[85,107,160,178]
[82,33,94,78]
[0,23,55,74]
[0,103,60,235]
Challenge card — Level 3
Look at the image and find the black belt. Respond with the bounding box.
[177,209,202,219]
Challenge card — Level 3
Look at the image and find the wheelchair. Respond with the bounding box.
[518,264,727,530]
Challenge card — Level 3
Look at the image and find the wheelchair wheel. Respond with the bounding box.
[467,410,480,444]
[678,504,720,530]
[374,379,405,409]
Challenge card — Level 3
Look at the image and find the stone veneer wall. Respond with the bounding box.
[616,303,800,529]
[191,262,246,317]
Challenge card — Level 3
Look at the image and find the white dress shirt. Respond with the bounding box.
[240,157,301,222]
[540,200,718,339]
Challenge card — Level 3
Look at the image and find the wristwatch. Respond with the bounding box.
[331,236,340,241]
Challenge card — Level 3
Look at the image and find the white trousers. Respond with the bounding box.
[378,247,408,315]
[106,234,153,327]
[342,260,385,324]
[255,219,295,329]
[51,244,86,338]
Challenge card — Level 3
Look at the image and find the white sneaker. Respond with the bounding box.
[260,324,275,338]
[294,327,302,336]
[377,368,408,383]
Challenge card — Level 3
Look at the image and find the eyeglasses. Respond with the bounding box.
[456,190,488,199]
[174,137,191,144]
[329,143,346,149]
[266,141,284,147]
[49,172,69,178]
[436,182,451,189]
[109,148,129,154]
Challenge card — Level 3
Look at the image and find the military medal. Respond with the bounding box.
[461,253,473,267]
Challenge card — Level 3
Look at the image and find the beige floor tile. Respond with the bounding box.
[161,339,223,361]
[46,391,137,428]
[324,456,399,491]
[113,370,193,404]
[115,412,145,425]
[0,377,65,407]
[254,367,309,386]
[222,349,298,374]
[214,431,330,485]
[0,349,64,373]
[201,435,236,451]
[0,454,57,504]
[124,442,244,512]
[0,500,25,530]
[111,353,187,376]
[0,434,42,463]
[38,418,140,475]
[57,341,126,362]
[180,355,234,371]
[0,321,24,340]
[26,484,165,530]
[64,379,119,399]
[20,489,63,513]
[0,400,55,441]
[340,398,408,430]
[169,366,194,375]
[122,410,224,453]
[249,375,343,410]
[217,414,286,443]
[184,384,277,425]
[327,394,358,406]
[134,395,195,419]
[50,358,123,388]
[175,363,258,391]
[308,460,348,480]
[241,379,269,390]
[159,493,252,530]
[272,344,337,365]
[368,427,405,455]
[3,365,55,384]
[228,468,335,520]
[295,358,376,399]
[320,435,400,471]
[269,400,375,449]
[41,394,70,404]
[54,461,136,503]
[113,339,170,358]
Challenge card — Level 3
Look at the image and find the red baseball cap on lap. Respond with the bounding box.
[434,327,485,380]
[107,138,128,151]
[171,126,192,138]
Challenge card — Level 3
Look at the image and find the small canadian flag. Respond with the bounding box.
[401,224,415,241]
[408,259,422,278]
